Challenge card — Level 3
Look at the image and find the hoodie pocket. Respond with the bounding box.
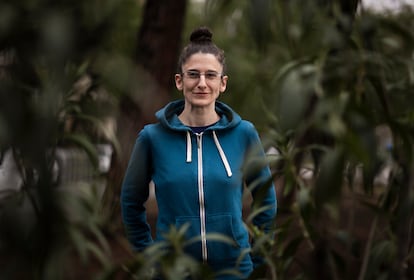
[175,216,203,261]
[206,214,249,263]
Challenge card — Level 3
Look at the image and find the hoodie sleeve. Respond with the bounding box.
[243,122,277,268]
[120,128,153,252]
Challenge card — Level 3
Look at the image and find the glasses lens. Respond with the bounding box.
[184,71,221,80]
[205,72,219,79]
[186,71,200,79]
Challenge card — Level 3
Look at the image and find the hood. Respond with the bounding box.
[155,99,242,131]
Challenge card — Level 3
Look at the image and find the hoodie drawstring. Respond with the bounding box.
[185,130,233,177]
[213,131,233,177]
[186,131,192,163]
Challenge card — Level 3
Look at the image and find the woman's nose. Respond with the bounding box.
[197,75,207,87]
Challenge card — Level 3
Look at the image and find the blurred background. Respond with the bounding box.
[1,0,414,279]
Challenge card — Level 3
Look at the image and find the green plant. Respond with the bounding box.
[239,1,414,279]
[0,0,139,279]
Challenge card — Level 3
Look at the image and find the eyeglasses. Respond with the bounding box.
[182,70,223,81]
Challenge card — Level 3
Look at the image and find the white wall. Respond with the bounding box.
[361,0,414,13]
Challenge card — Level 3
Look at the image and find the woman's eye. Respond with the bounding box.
[206,73,217,79]
[187,72,199,78]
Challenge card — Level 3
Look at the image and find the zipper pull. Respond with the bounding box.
[196,133,202,149]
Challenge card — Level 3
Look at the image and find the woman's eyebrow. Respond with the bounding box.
[185,69,219,73]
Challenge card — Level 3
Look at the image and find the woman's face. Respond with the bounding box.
[175,52,228,109]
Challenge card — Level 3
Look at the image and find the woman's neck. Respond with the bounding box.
[178,106,220,127]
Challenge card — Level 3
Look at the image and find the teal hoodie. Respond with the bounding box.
[121,100,277,278]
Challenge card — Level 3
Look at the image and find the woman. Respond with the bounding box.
[121,26,277,279]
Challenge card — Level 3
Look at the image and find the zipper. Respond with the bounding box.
[196,133,208,262]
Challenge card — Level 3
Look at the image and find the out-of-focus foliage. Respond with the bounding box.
[0,0,140,279]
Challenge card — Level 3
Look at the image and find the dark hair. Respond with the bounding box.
[177,26,226,74]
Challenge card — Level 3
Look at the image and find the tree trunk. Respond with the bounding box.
[105,0,187,226]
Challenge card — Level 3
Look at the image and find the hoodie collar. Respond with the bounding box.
[155,99,241,131]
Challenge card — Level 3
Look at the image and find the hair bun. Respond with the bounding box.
[190,27,213,44]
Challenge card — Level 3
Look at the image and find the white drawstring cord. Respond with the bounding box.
[185,130,232,177]
[186,131,192,163]
[212,131,233,177]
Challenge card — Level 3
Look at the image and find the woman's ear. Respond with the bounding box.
[175,74,183,90]
[220,75,228,93]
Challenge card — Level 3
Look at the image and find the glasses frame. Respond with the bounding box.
[181,70,224,81]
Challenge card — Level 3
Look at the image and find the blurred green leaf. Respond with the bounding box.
[314,147,345,209]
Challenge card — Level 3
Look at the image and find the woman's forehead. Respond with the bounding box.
[182,53,223,71]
